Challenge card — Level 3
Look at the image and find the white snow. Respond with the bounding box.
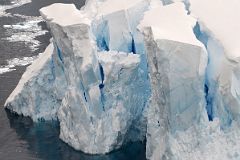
[139,2,202,47]
[189,0,240,61]
[97,0,147,16]
[40,3,90,26]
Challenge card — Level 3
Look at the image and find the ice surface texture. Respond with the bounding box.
[4,0,240,159]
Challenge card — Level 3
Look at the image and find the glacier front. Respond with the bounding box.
[4,0,240,159]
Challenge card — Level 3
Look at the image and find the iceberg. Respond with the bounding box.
[4,0,240,159]
[6,1,150,154]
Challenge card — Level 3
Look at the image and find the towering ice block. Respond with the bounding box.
[92,0,151,96]
[5,1,150,154]
[93,0,149,53]
[139,3,208,159]
[189,0,240,127]
[58,51,144,153]
[7,0,240,159]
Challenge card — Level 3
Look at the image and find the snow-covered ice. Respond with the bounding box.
[139,3,208,159]
[4,0,240,159]
[188,0,240,128]
[5,43,67,121]
[189,0,240,61]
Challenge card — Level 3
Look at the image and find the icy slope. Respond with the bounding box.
[4,43,67,121]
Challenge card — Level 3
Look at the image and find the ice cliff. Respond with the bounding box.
[4,0,240,159]
[138,3,208,159]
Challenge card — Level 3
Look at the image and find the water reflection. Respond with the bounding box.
[6,109,146,160]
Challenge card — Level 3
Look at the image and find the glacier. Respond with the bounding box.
[4,0,240,159]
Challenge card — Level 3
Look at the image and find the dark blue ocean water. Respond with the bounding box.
[0,1,146,159]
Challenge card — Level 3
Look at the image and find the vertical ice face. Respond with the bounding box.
[189,0,240,128]
[92,0,151,103]
[93,0,149,53]
[59,51,143,153]
[39,2,150,154]
[7,0,240,159]
[139,3,208,159]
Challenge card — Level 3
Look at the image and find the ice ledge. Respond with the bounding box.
[189,0,240,61]
[138,2,203,47]
[40,3,91,26]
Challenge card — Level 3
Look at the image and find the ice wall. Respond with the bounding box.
[5,0,240,159]
[189,0,240,128]
[40,2,149,154]
[139,3,208,159]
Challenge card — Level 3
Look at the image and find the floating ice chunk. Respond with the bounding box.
[0,67,16,74]
[0,56,37,75]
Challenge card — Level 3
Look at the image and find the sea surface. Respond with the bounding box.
[0,0,146,159]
